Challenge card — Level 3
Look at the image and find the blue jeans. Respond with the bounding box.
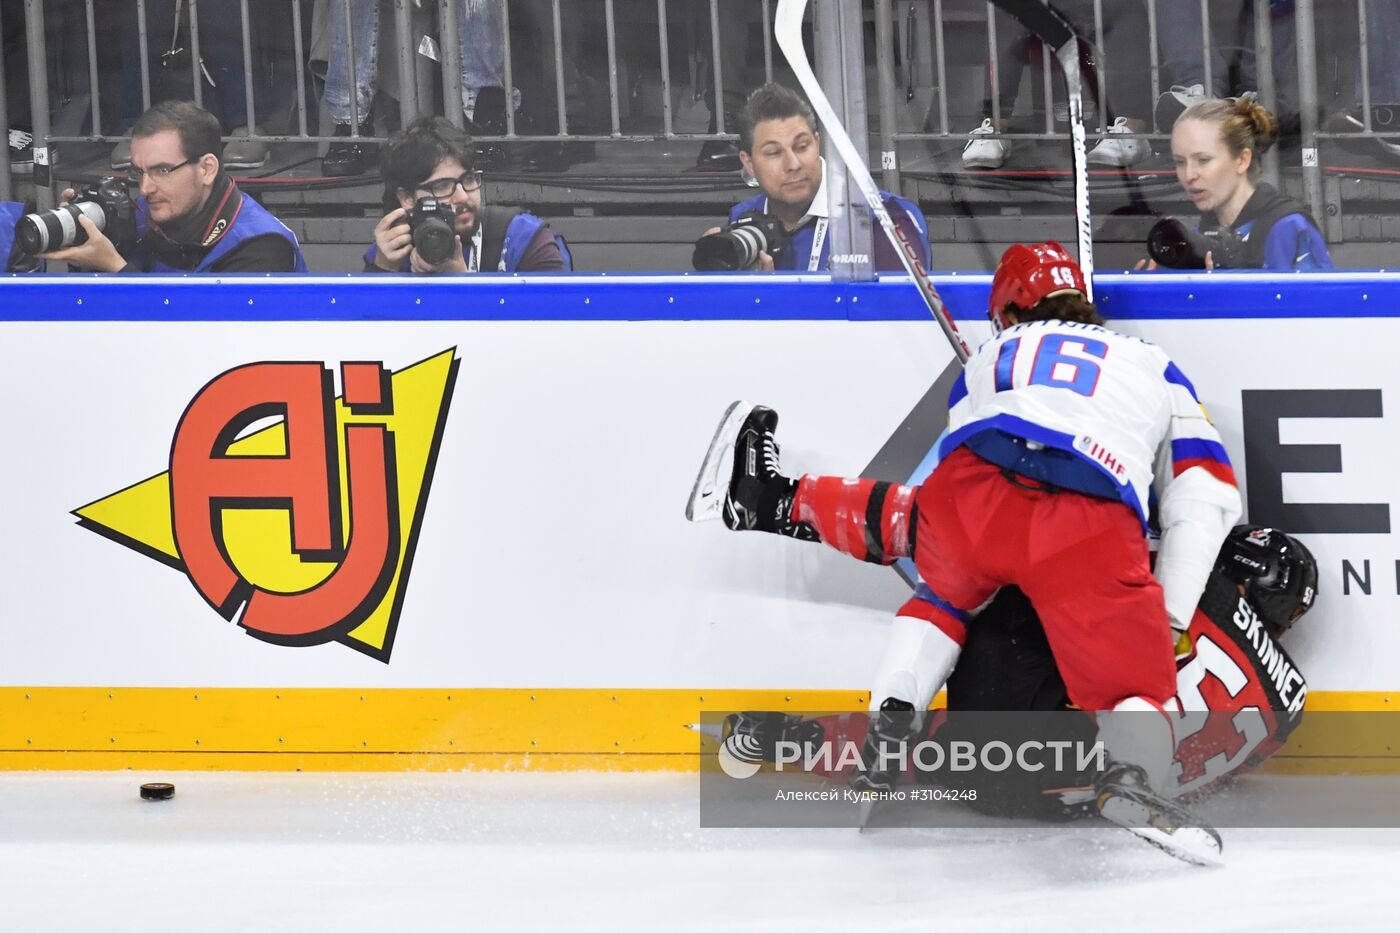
[1359,0,1400,103]
[1157,0,1296,115]
[324,0,505,125]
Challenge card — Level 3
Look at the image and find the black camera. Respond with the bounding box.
[406,196,458,265]
[15,177,135,256]
[693,210,788,271]
[1146,217,1247,269]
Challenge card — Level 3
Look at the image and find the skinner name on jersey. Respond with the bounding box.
[1232,596,1307,717]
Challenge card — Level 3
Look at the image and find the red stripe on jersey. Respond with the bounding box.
[1173,457,1238,487]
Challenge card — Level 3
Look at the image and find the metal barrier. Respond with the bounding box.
[1,1,1397,250]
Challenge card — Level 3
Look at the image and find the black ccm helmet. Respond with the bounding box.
[1215,525,1318,633]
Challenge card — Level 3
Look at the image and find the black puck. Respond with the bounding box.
[140,782,175,801]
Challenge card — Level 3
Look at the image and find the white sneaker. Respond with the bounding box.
[223,126,269,169]
[1155,83,1208,132]
[962,118,1011,169]
[1087,117,1151,167]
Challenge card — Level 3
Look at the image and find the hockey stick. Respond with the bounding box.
[774,0,968,363]
[988,0,1094,295]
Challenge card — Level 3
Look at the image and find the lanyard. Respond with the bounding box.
[466,225,483,273]
[807,217,829,272]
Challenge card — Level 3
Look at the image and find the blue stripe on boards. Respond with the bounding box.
[3,272,1400,322]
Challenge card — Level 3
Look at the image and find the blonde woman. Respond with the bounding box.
[1159,96,1332,270]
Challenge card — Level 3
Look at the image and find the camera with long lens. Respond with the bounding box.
[1146,217,1247,269]
[406,196,459,265]
[692,210,788,271]
[15,177,135,256]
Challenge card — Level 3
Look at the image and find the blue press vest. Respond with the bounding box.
[135,192,307,273]
[364,210,572,273]
[1239,213,1334,272]
[728,190,930,272]
[2,201,23,270]
[499,212,573,272]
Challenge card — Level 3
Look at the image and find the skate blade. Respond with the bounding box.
[684,400,752,522]
[1100,797,1223,867]
[857,797,877,833]
[1119,823,1224,868]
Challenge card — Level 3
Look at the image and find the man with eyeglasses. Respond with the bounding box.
[367,116,569,274]
[38,101,306,273]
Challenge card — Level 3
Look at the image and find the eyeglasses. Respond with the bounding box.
[128,158,196,185]
[416,171,482,199]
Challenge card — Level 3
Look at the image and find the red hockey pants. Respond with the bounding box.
[901,446,1177,711]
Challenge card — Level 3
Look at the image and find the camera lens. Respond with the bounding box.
[1146,217,1208,269]
[15,201,106,255]
[414,219,456,265]
[692,224,767,271]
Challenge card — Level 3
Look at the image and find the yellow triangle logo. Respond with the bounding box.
[74,349,458,661]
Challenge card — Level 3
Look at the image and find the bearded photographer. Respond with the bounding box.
[1142,96,1332,272]
[33,101,306,274]
[366,117,570,274]
[695,83,930,273]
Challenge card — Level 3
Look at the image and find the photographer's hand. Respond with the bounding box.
[1204,251,1215,272]
[1133,258,1160,271]
[409,235,468,275]
[373,208,414,271]
[38,215,125,272]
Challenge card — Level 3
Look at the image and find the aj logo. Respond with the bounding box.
[74,349,458,661]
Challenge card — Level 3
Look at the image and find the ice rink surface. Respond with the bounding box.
[0,770,1394,932]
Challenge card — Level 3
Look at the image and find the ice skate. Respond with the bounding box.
[851,699,921,831]
[684,401,814,539]
[1096,761,1223,867]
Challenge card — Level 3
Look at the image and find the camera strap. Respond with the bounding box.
[807,217,829,272]
[162,0,218,88]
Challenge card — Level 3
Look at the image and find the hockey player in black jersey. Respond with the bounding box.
[689,401,1317,863]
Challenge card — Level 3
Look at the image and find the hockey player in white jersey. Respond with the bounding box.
[687,241,1242,864]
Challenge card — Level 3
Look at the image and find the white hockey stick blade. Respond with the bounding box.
[773,0,968,364]
[1055,43,1096,296]
[684,721,724,742]
[1099,795,1224,867]
[683,400,753,523]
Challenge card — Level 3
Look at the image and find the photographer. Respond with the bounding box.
[2,199,40,272]
[697,83,930,273]
[35,101,306,273]
[366,116,570,274]
[1145,96,1332,271]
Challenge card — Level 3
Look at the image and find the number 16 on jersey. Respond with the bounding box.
[995,333,1109,397]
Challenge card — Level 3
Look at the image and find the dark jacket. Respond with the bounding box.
[131,173,307,273]
[1201,183,1333,271]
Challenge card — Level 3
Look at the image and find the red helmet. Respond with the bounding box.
[987,241,1088,333]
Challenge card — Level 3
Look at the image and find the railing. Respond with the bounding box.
[2,1,1396,254]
